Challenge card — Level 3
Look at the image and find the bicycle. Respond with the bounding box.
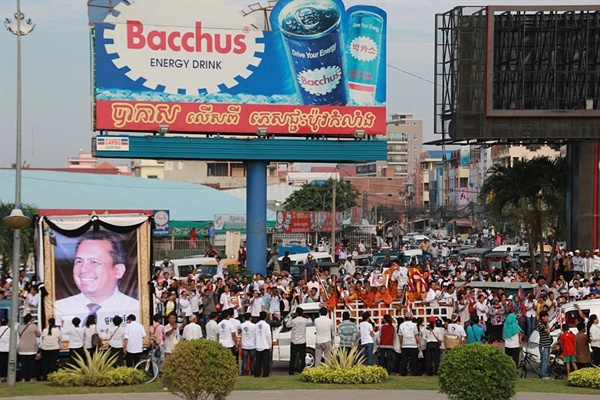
[134,342,162,383]
[518,345,565,379]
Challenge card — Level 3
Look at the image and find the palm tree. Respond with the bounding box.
[479,157,556,275]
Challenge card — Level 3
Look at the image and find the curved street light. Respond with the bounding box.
[3,0,34,388]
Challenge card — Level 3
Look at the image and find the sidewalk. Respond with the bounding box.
[9,390,598,400]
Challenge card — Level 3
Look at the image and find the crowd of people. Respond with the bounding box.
[2,234,600,383]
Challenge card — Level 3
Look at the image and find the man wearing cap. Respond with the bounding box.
[569,280,583,300]
[304,254,319,281]
[572,250,584,276]
[446,313,467,342]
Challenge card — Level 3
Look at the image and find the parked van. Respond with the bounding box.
[279,252,334,266]
[154,257,238,281]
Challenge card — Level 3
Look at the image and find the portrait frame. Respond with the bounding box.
[41,215,151,336]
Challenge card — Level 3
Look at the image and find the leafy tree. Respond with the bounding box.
[283,179,359,212]
[479,157,562,275]
[0,202,37,273]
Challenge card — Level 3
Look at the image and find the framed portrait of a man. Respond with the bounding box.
[41,215,151,336]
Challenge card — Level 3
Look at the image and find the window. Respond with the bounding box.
[147,175,158,179]
[412,166,417,171]
[412,145,418,150]
[413,156,417,161]
[460,178,469,188]
[413,121,419,126]
[413,134,418,140]
[207,162,229,177]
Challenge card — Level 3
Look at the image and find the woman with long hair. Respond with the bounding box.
[40,318,61,380]
[587,314,600,366]
[83,315,100,351]
[378,314,396,374]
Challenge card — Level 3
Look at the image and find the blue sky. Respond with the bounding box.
[1,0,598,168]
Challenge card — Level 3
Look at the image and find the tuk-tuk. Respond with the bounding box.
[464,281,535,297]
[458,246,494,259]
[352,253,372,267]
[484,251,509,270]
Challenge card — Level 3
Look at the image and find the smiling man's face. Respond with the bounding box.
[73,239,125,303]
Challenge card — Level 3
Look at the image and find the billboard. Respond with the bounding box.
[89,0,387,135]
[276,210,343,233]
[41,216,151,337]
[214,214,246,231]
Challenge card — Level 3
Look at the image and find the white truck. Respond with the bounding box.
[272,299,454,368]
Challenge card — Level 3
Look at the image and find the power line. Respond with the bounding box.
[386,63,438,86]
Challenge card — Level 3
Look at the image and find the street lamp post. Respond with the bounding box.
[3,0,34,388]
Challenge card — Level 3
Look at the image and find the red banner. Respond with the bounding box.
[95,100,386,135]
[276,211,343,233]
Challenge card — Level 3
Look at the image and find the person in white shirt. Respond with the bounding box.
[569,280,584,300]
[205,312,219,342]
[163,312,181,356]
[25,286,39,311]
[359,312,375,366]
[399,313,420,376]
[0,317,10,383]
[446,314,467,343]
[343,256,356,276]
[182,314,203,340]
[62,316,86,365]
[285,307,308,375]
[124,314,146,367]
[217,309,238,361]
[240,313,257,376]
[314,307,334,366]
[254,311,272,378]
[104,315,126,366]
[214,256,226,280]
[425,282,441,307]
[475,294,490,324]
[249,290,264,320]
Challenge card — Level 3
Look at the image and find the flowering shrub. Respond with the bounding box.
[568,367,600,389]
[49,367,144,387]
[301,365,388,384]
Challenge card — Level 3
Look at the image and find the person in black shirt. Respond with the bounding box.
[281,251,291,272]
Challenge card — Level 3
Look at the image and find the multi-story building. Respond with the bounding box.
[383,113,423,178]
[418,151,447,210]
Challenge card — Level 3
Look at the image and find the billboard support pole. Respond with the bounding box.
[246,160,267,276]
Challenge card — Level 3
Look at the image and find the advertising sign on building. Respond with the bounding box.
[276,210,343,233]
[457,187,470,208]
[214,214,246,231]
[460,145,471,167]
[89,0,387,136]
[153,210,170,236]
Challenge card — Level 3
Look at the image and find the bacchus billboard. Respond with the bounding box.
[89,0,387,135]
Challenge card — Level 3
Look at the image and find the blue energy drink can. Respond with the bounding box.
[278,0,348,105]
[346,11,384,105]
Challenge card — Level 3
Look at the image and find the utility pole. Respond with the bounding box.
[330,174,337,260]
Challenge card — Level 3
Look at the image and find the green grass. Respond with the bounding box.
[1,376,598,397]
